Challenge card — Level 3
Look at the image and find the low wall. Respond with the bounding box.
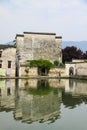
[48,67,66,77]
[76,63,87,76]
[19,66,38,77]
[66,62,87,76]
[0,68,15,77]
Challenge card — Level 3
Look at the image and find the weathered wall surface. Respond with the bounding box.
[19,66,66,78]
[49,67,66,77]
[16,32,62,63]
[19,66,38,77]
[76,63,87,76]
[16,35,25,61]
[0,47,16,77]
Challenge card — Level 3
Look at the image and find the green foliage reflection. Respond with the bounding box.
[28,80,52,95]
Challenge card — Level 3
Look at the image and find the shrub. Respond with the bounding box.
[59,62,65,67]
[54,60,65,67]
[27,59,54,74]
[54,60,59,66]
[25,68,29,74]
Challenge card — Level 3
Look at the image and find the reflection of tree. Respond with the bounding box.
[26,80,52,95]
[62,92,87,109]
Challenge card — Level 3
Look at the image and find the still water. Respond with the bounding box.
[0,79,87,130]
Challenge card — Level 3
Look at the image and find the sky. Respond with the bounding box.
[0,0,87,43]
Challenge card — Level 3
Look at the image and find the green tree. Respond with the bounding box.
[27,59,54,75]
[62,46,83,63]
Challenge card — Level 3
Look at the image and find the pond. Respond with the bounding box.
[0,79,87,130]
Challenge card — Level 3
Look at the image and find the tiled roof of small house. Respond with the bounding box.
[0,44,15,49]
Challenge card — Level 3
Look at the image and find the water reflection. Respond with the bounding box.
[14,79,62,123]
[0,79,87,124]
[0,79,15,112]
[63,79,87,108]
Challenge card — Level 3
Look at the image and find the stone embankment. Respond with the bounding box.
[0,75,87,81]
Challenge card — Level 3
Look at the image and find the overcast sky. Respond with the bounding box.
[0,0,87,43]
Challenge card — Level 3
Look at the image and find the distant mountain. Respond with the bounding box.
[7,41,14,45]
[62,41,87,52]
[5,41,87,52]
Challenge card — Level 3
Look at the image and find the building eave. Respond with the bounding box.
[24,32,56,36]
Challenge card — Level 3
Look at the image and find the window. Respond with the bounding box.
[0,64,2,68]
[0,60,2,68]
[0,51,2,57]
[8,61,11,68]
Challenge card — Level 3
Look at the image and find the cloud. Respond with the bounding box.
[9,0,86,8]
[0,0,81,10]
[0,0,86,12]
[0,0,85,7]
[0,0,87,43]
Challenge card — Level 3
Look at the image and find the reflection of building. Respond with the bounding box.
[0,79,87,123]
[48,79,65,88]
[19,79,38,90]
[63,79,87,108]
[65,79,87,96]
[0,79,63,123]
[0,79,15,111]
[14,89,62,123]
[64,79,75,93]
[18,79,65,90]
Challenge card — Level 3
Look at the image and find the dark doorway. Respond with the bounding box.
[41,67,46,76]
[69,67,74,76]
[40,67,47,76]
